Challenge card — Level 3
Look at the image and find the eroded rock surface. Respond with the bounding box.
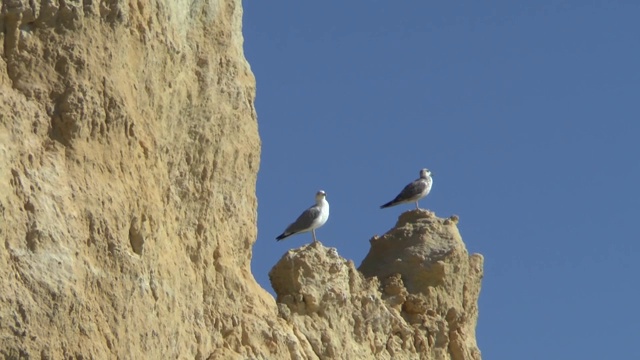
[0,1,277,358]
[271,210,483,360]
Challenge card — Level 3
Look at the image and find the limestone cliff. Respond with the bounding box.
[1,0,270,358]
[0,1,482,359]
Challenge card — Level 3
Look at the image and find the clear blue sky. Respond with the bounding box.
[243,2,640,359]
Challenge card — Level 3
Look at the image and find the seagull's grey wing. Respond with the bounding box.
[394,180,427,202]
[284,206,321,234]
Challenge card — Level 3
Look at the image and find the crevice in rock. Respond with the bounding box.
[129,216,145,256]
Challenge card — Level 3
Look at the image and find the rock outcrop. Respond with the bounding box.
[0,1,482,359]
[270,210,483,360]
[360,211,483,360]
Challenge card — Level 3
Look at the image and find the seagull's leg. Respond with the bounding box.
[312,229,317,243]
[415,201,420,209]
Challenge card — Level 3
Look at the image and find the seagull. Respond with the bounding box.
[380,168,433,210]
[276,190,330,243]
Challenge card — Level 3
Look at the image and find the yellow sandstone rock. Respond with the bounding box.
[270,210,483,360]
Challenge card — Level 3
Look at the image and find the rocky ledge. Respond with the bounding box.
[270,210,483,360]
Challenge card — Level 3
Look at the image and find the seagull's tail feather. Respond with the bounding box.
[276,232,290,241]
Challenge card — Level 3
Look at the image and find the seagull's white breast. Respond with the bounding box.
[315,198,330,228]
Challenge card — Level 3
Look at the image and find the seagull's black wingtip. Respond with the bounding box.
[380,201,394,209]
[276,233,288,241]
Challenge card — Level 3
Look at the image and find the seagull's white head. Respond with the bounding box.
[420,168,432,178]
[315,190,326,201]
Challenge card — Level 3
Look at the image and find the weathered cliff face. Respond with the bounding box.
[270,210,483,360]
[0,1,482,359]
[0,1,273,358]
